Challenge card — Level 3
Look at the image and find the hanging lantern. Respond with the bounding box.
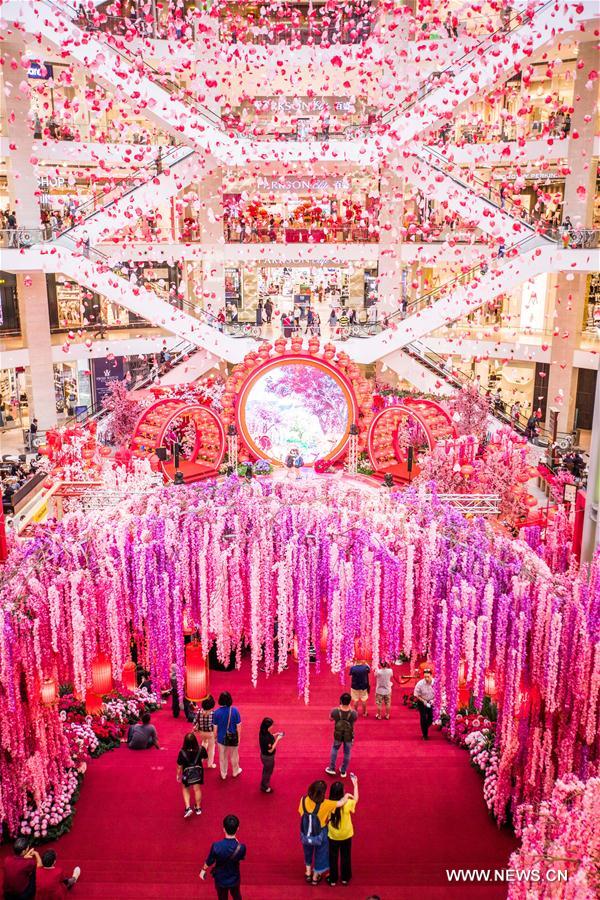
[182,607,195,636]
[185,642,209,702]
[40,677,58,706]
[418,660,435,677]
[121,661,137,691]
[516,688,530,719]
[458,658,467,686]
[353,638,372,663]
[484,669,498,699]
[320,624,328,652]
[86,692,103,715]
[460,463,475,480]
[91,652,113,696]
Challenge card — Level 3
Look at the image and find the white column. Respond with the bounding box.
[545,41,599,433]
[377,157,403,315]
[3,42,57,430]
[197,165,225,312]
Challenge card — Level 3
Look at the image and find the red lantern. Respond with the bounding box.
[121,661,137,691]
[460,464,475,479]
[185,643,209,702]
[40,677,57,706]
[91,652,113,695]
[418,660,435,677]
[99,445,112,458]
[320,624,328,652]
[86,692,103,715]
[183,608,195,636]
[484,669,497,699]
[353,638,372,664]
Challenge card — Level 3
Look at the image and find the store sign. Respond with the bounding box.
[91,357,125,406]
[251,96,356,115]
[256,175,351,193]
[38,174,66,190]
[27,61,54,80]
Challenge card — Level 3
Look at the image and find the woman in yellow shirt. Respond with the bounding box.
[327,774,359,885]
[298,780,351,885]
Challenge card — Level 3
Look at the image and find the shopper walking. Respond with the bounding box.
[264,298,273,324]
[194,695,217,768]
[255,300,263,328]
[170,662,180,718]
[200,814,246,899]
[414,668,435,740]
[349,657,371,716]
[177,732,208,818]
[325,693,357,777]
[213,691,242,780]
[258,717,284,793]
[327,774,359,886]
[298,781,351,886]
[374,661,393,719]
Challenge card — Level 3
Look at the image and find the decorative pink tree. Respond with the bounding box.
[509,776,600,898]
[449,383,490,440]
[101,381,142,447]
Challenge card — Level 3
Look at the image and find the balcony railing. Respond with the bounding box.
[0,228,51,248]
[224,223,379,244]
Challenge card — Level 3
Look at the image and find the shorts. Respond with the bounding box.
[351,688,368,702]
[375,692,391,707]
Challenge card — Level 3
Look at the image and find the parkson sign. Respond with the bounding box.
[256,175,351,193]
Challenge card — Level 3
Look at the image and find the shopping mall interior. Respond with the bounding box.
[0,1,599,898]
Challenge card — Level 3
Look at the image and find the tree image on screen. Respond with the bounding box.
[244,364,350,463]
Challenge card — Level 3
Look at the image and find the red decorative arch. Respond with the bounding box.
[221,339,373,467]
[367,399,455,483]
[130,398,226,482]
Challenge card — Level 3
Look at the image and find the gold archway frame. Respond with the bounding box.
[236,356,357,467]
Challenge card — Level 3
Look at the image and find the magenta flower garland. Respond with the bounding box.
[0,479,598,840]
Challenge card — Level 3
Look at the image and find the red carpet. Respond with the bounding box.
[7,661,517,899]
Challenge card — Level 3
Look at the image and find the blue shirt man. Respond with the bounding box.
[200,814,246,899]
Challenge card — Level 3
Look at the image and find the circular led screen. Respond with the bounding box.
[239,361,352,465]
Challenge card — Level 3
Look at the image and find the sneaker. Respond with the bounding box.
[260,786,273,793]
[325,767,336,776]
[327,878,337,886]
[195,807,202,816]
[233,768,243,778]
[340,771,347,778]
[184,808,193,818]
[72,867,81,883]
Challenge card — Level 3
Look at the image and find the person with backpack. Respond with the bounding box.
[327,774,359,886]
[298,780,351,886]
[325,693,358,778]
[177,732,208,818]
[200,814,246,899]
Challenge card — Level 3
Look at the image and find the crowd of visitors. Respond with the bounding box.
[1,457,42,514]
[92,654,429,896]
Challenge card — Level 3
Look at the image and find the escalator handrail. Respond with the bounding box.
[380,1,555,126]
[416,145,559,239]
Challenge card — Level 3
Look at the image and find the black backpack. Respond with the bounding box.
[333,710,354,743]
[300,798,323,845]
